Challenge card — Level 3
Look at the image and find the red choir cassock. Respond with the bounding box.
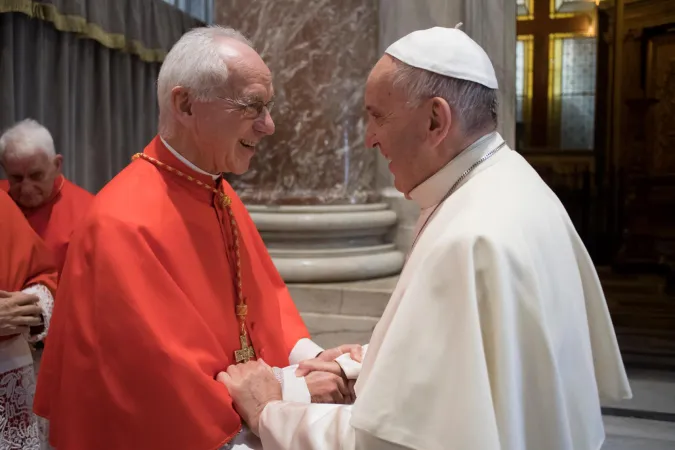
[34,137,310,450]
[0,175,94,274]
[0,190,58,303]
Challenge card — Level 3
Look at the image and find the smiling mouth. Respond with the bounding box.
[239,139,256,149]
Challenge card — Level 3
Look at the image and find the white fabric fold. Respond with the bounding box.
[351,134,631,450]
[280,364,311,403]
[159,136,220,180]
[259,402,412,450]
[335,344,368,380]
[289,338,324,365]
[257,133,631,450]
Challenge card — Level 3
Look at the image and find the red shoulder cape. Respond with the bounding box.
[0,176,94,273]
[0,190,57,294]
[34,137,309,450]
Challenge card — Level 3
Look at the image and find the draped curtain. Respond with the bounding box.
[161,0,214,24]
[0,1,203,193]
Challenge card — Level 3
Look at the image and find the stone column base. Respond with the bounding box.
[248,204,404,283]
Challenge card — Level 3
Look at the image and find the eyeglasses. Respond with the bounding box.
[217,97,275,119]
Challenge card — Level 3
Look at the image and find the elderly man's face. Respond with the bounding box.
[2,150,62,208]
[365,57,434,195]
[186,41,275,175]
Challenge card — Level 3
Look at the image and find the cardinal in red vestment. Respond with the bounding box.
[33,27,355,450]
[0,119,94,275]
[0,190,57,449]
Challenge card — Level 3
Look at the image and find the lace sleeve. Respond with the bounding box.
[21,284,54,343]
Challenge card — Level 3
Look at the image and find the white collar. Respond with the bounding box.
[159,136,219,180]
[408,132,505,209]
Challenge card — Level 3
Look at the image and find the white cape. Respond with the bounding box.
[260,133,632,450]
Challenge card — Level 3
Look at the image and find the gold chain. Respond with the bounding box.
[132,153,253,360]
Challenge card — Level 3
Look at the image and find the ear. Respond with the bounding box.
[170,86,193,123]
[427,97,452,147]
[53,154,63,172]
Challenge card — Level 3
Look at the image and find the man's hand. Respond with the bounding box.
[304,370,355,404]
[297,343,363,377]
[296,344,363,405]
[296,359,343,377]
[217,360,281,436]
[315,344,363,363]
[0,291,42,337]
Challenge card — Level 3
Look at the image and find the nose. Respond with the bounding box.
[254,109,275,136]
[18,178,32,190]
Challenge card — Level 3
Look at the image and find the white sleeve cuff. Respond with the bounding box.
[335,344,369,380]
[280,364,311,403]
[22,284,54,343]
[289,338,324,365]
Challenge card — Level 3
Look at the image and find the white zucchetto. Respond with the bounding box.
[385,26,499,89]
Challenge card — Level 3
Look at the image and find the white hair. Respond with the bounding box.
[391,59,499,135]
[157,25,254,137]
[0,119,56,161]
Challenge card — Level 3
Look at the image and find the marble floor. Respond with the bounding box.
[603,369,675,416]
[603,416,675,449]
[602,369,675,448]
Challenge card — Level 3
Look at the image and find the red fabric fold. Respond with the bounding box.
[34,136,309,450]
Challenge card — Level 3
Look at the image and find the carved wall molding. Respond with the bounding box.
[625,28,643,40]
[625,0,675,29]
[602,30,613,43]
[604,0,675,30]
[654,57,675,173]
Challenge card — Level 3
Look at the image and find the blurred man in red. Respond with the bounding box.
[0,119,94,274]
[0,190,57,449]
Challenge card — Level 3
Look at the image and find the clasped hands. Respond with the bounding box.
[300,343,363,404]
[0,291,43,337]
[217,344,363,435]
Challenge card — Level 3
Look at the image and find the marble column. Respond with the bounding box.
[463,0,517,147]
[377,0,517,251]
[215,0,404,282]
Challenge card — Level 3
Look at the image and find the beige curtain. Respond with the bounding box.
[0,0,204,62]
[0,1,203,192]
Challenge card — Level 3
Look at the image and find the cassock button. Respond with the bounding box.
[259,348,265,358]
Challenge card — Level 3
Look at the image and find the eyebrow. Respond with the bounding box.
[240,93,274,104]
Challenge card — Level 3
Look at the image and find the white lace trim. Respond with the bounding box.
[0,364,40,450]
[21,285,53,343]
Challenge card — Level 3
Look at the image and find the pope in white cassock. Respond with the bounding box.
[218,26,633,450]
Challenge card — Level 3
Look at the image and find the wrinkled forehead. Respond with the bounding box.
[223,51,274,100]
[2,150,52,172]
[365,56,405,106]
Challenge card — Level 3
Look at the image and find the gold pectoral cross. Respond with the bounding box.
[234,334,255,363]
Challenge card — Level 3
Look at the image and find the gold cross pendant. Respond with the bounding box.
[234,334,255,363]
